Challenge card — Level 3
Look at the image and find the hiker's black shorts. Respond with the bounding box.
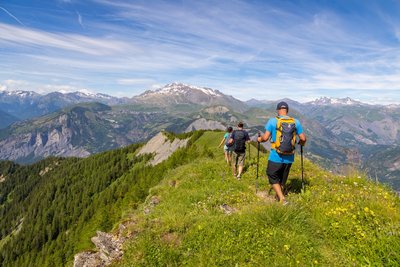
[267,161,292,185]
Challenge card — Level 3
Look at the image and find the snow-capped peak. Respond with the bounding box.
[309,97,363,106]
[1,90,39,98]
[142,82,223,97]
[70,90,113,99]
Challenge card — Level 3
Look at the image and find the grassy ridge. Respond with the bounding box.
[115,132,400,266]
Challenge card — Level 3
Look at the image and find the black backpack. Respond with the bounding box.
[225,133,234,147]
[233,130,246,153]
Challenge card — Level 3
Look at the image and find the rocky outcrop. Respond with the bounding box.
[73,229,126,267]
[203,105,230,114]
[74,196,161,267]
[74,252,103,267]
[137,132,189,165]
[184,118,225,133]
[0,174,6,183]
[0,126,90,163]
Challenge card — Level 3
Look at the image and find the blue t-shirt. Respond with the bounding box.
[265,116,303,164]
[224,132,229,140]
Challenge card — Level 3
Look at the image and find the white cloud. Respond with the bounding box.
[76,11,84,28]
[396,28,400,42]
[0,23,131,56]
[0,79,31,90]
[1,1,400,104]
[117,79,155,85]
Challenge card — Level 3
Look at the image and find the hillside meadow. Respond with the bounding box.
[114,132,400,266]
[0,131,399,266]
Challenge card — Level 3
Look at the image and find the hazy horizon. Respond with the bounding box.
[1,81,397,106]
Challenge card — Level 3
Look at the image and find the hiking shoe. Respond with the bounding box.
[282,200,289,206]
[236,174,241,180]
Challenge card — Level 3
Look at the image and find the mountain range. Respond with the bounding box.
[0,90,128,126]
[0,82,399,189]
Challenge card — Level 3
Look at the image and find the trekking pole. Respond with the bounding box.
[256,133,261,193]
[300,145,305,192]
[248,142,251,162]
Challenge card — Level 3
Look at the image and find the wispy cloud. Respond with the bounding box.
[0,79,96,95]
[76,11,84,28]
[0,23,130,56]
[0,0,399,103]
[117,78,156,86]
[0,6,25,26]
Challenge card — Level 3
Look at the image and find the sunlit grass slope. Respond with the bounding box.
[115,131,400,266]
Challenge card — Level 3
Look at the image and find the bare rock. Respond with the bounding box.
[91,231,123,265]
[169,180,177,187]
[184,118,225,133]
[219,204,236,215]
[150,196,160,206]
[73,252,104,267]
[137,132,189,165]
[117,220,137,240]
[203,106,229,114]
[74,231,124,267]
[143,196,161,215]
[39,167,52,176]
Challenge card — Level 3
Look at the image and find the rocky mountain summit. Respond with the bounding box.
[133,82,247,112]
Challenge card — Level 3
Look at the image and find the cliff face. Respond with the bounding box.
[184,118,225,133]
[0,105,107,163]
[137,132,189,165]
[0,126,90,162]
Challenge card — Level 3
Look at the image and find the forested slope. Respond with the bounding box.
[0,131,203,266]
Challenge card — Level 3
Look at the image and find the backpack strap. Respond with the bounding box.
[271,117,281,149]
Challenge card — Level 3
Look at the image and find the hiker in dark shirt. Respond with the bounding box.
[229,122,250,179]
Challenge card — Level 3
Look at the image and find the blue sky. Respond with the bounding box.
[0,0,399,103]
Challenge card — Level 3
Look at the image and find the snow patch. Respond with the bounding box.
[2,90,38,98]
[141,82,222,97]
[310,97,363,106]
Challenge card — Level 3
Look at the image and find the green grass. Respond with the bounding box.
[112,132,400,266]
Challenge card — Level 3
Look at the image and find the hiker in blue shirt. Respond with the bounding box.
[218,127,234,165]
[257,101,307,205]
